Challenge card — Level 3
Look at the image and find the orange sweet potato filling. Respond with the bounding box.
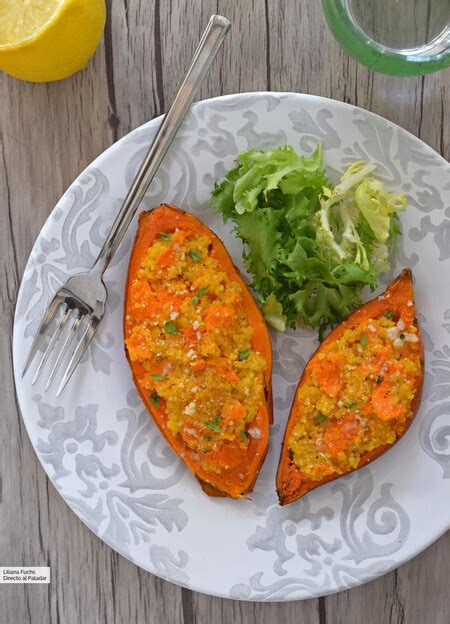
[277,269,424,506]
[124,204,272,499]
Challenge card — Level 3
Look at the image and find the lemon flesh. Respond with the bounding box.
[0,0,106,82]
[0,0,60,46]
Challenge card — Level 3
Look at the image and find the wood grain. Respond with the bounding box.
[0,1,448,622]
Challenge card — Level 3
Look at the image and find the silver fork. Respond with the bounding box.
[22,15,231,397]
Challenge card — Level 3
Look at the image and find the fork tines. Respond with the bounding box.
[22,294,97,397]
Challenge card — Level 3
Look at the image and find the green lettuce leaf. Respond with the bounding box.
[262,294,287,332]
[234,208,281,285]
[355,177,407,243]
[210,144,406,334]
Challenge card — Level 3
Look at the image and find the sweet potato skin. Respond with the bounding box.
[276,269,424,506]
[124,204,272,499]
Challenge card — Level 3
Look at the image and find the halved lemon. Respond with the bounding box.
[0,0,106,82]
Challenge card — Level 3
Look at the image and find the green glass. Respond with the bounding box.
[322,0,450,76]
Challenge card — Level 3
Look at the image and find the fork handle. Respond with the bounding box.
[92,15,231,274]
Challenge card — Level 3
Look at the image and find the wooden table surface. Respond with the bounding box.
[1,1,449,622]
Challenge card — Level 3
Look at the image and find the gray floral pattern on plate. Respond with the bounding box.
[13,93,450,601]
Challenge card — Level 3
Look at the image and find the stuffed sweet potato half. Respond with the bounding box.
[276,269,424,506]
[124,204,272,499]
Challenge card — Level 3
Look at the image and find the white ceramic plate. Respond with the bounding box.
[13,93,450,601]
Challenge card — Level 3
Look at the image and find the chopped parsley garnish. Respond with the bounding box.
[239,431,249,442]
[288,449,294,460]
[150,373,167,381]
[400,333,405,340]
[376,376,383,384]
[360,334,368,346]
[203,435,212,442]
[314,412,327,424]
[204,417,222,433]
[164,321,177,335]
[149,393,160,406]
[384,310,394,320]
[158,232,172,240]
[239,349,250,361]
[347,400,354,408]
[189,249,202,261]
[192,287,209,306]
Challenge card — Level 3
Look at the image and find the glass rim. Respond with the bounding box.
[322,0,450,76]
